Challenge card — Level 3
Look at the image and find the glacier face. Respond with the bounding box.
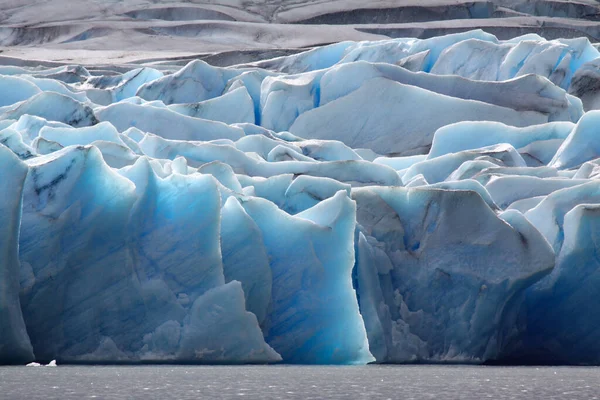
[2,30,600,365]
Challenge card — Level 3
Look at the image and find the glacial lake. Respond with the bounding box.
[1,365,599,399]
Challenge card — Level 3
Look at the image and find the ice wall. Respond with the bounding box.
[1,30,600,365]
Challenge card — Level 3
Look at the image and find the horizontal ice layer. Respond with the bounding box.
[0,92,97,127]
[38,122,125,147]
[428,121,575,159]
[137,133,401,186]
[258,60,581,141]
[485,176,589,209]
[95,102,245,142]
[168,86,255,125]
[19,76,89,103]
[317,62,580,120]
[290,77,547,155]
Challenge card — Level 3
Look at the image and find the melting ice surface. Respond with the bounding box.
[2,30,600,365]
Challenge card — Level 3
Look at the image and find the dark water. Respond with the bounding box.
[1,365,599,399]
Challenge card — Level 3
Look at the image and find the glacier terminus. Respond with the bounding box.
[3,29,600,366]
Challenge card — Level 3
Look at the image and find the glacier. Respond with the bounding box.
[3,30,600,365]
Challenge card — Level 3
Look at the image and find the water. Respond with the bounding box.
[1,365,599,399]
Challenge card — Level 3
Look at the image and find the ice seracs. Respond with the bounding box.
[353,186,554,362]
[3,29,600,365]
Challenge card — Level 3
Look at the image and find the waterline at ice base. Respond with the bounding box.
[3,30,600,366]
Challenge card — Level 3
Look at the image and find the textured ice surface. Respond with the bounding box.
[0,146,34,364]
[353,186,554,362]
[3,30,600,365]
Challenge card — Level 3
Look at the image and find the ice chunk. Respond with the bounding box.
[32,137,63,156]
[136,60,239,105]
[0,145,34,364]
[353,186,555,362]
[9,115,70,144]
[19,146,137,361]
[139,134,401,186]
[429,121,574,159]
[525,181,600,253]
[260,70,322,132]
[507,196,546,214]
[96,102,245,141]
[339,30,497,69]
[519,139,566,166]
[569,59,600,111]
[169,86,255,125]
[431,36,599,89]
[122,157,226,301]
[39,121,124,147]
[237,174,293,209]
[25,362,41,367]
[17,148,278,363]
[0,76,41,107]
[507,204,600,364]
[235,134,302,160]
[107,68,163,102]
[20,76,89,103]
[485,176,588,209]
[403,144,526,185]
[427,180,498,211]
[290,77,546,155]
[267,145,314,162]
[224,71,265,124]
[550,110,600,169]
[297,139,363,162]
[432,39,512,81]
[177,281,281,363]
[242,192,373,364]
[284,175,351,214]
[320,62,580,121]
[396,50,430,72]
[0,128,37,160]
[0,92,97,127]
[198,161,242,193]
[28,65,90,84]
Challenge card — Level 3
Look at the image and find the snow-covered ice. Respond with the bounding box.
[3,28,600,365]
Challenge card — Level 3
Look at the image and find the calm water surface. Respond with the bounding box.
[1,365,599,399]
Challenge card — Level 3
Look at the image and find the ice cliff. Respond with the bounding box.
[2,30,600,365]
